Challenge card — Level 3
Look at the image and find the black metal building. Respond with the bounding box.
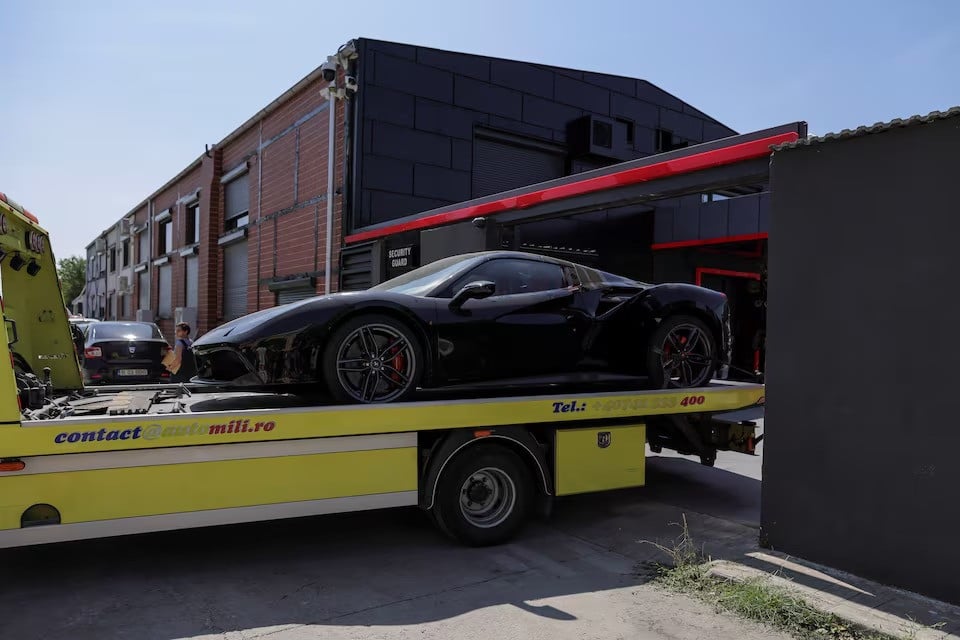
[345,38,736,232]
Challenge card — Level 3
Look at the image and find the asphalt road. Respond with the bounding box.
[0,438,779,640]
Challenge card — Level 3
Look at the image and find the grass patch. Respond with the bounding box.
[641,515,904,640]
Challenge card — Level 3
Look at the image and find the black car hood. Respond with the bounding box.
[194,291,368,345]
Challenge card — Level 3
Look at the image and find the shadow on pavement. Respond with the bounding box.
[644,454,762,528]
[0,506,649,640]
[0,455,774,640]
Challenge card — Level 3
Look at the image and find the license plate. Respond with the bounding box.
[118,369,148,376]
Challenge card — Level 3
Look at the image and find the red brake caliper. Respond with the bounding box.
[390,347,405,382]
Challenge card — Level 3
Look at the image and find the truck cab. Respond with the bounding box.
[0,192,83,422]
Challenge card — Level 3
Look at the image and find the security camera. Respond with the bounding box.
[320,57,338,82]
[472,217,486,228]
[344,75,358,92]
[338,39,358,60]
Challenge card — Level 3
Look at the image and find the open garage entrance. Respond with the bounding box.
[697,268,763,377]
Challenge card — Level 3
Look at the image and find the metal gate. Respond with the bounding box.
[222,241,248,320]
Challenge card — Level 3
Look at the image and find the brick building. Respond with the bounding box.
[83,37,735,340]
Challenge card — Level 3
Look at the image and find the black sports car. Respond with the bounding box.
[191,250,732,403]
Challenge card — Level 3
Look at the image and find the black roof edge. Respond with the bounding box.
[772,106,960,151]
[348,120,807,239]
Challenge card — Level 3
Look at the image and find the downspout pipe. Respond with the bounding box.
[256,119,263,310]
[147,198,153,316]
[325,91,336,295]
[323,39,358,295]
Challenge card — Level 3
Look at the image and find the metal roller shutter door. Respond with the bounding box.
[277,286,317,305]
[472,137,565,198]
[138,271,149,311]
[222,241,248,320]
[185,256,199,309]
[157,265,172,317]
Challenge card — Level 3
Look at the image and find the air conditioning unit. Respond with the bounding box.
[118,275,130,291]
[175,307,198,328]
[118,218,132,238]
[95,237,107,251]
[136,309,154,322]
[566,115,634,162]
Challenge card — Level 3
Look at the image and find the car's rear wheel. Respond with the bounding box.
[321,313,423,404]
[646,314,718,388]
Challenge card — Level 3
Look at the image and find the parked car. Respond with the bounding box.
[191,250,732,403]
[69,316,100,328]
[80,321,171,385]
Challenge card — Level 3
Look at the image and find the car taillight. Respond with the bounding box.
[84,347,102,358]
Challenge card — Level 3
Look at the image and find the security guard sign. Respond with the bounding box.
[597,431,611,448]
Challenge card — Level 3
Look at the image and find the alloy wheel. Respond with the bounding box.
[658,322,714,387]
[335,323,417,403]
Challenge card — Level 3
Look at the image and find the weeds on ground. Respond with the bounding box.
[640,515,903,640]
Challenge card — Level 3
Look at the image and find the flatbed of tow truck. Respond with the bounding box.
[2,377,763,548]
[0,189,764,551]
[14,378,762,454]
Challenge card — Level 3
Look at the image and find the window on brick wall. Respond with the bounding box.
[109,246,117,272]
[223,173,250,232]
[122,239,130,267]
[186,202,200,244]
[158,219,173,254]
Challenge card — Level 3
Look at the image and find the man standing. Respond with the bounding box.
[166,322,197,383]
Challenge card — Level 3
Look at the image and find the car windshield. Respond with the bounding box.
[91,322,162,340]
[369,253,486,296]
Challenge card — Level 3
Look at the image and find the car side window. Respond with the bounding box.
[445,258,565,297]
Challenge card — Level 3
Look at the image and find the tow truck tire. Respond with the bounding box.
[432,443,533,547]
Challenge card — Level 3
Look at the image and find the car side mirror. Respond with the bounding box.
[449,280,495,311]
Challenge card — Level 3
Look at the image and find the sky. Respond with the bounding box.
[1,0,958,262]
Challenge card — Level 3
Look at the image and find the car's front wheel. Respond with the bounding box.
[646,314,718,388]
[321,313,423,404]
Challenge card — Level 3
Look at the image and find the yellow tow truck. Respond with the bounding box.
[0,191,764,549]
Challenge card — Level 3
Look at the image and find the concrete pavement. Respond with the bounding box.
[0,454,790,640]
[2,429,958,639]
